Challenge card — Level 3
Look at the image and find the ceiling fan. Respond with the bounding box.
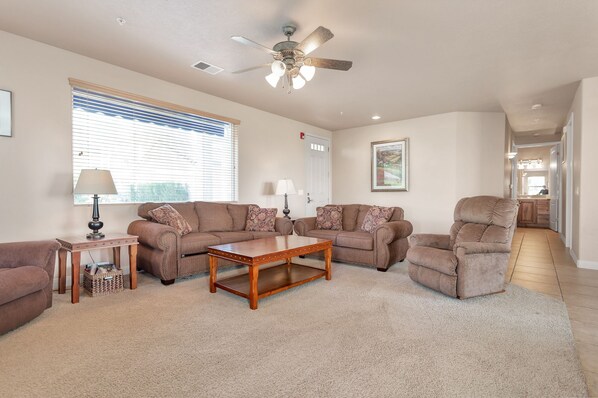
[231,25,353,92]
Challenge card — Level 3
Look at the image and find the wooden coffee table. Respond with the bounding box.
[208,235,332,310]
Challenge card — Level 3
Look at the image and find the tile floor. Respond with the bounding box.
[508,227,598,397]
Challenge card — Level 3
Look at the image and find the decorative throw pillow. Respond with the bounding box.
[360,206,394,233]
[316,206,343,230]
[148,204,193,236]
[245,205,277,232]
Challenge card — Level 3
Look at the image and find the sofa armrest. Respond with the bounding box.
[127,220,179,252]
[454,242,511,255]
[374,220,413,244]
[409,234,451,250]
[275,218,293,235]
[294,217,316,236]
[0,240,60,277]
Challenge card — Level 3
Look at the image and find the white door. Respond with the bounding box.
[304,135,330,216]
[549,145,559,232]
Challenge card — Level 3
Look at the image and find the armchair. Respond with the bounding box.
[406,196,519,299]
[0,240,60,334]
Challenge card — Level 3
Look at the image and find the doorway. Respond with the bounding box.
[512,143,561,232]
[304,135,330,216]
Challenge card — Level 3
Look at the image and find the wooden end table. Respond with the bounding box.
[208,235,332,310]
[57,233,138,304]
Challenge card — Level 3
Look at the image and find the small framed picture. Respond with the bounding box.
[0,90,12,137]
[371,138,409,191]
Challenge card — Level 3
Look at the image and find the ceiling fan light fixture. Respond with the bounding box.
[265,73,280,88]
[299,64,316,81]
[292,75,306,89]
[271,60,286,77]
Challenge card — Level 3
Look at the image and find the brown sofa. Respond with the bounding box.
[293,204,413,271]
[0,240,60,335]
[406,196,519,299]
[127,202,293,285]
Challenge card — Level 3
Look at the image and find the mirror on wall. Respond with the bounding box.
[516,146,551,198]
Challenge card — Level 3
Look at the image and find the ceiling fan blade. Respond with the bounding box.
[295,26,334,55]
[232,64,271,74]
[306,57,353,71]
[231,36,278,55]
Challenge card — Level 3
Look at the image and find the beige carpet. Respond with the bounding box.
[0,260,588,397]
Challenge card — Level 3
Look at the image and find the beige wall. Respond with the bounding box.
[573,77,598,268]
[0,31,331,279]
[331,112,505,234]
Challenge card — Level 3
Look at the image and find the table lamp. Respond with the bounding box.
[74,169,118,239]
[275,179,297,219]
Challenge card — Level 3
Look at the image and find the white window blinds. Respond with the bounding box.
[72,86,238,204]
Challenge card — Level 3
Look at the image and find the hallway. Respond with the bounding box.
[509,228,598,396]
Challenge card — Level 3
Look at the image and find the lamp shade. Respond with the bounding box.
[74,169,118,195]
[300,64,316,81]
[265,73,280,88]
[275,179,297,195]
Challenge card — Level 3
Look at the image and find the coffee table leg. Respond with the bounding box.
[71,251,81,304]
[129,244,137,290]
[324,247,332,280]
[209,255,218,293]
[249,265,259,310]
[58,248,67,294]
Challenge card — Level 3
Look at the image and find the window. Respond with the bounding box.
[526,176,546,195]
[71,83,239,204]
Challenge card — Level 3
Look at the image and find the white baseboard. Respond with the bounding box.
[570,248,578,264]
[577,260,598,270]
[568,249,598,270]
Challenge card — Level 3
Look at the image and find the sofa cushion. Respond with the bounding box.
[305,229,340,245]
[245,205,277,232]
[336,231,374,251]
[406,246,458,276]
[0,266,49,306]
[180,233,220,256]
[148,204,193,236]
[211,232,254,244]
[138,202,199,232]
[228,204,250,231]
[196,202,234,232]
[339,204,360,231]
[250,231,281,240]
[360,206,394,233]
[316,206,343,230]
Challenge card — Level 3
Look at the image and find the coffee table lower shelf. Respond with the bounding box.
[215,263,325,300]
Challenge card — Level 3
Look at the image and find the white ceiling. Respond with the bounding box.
[1,0,597,133]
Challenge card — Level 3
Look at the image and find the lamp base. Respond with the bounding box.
[86,232,105,240]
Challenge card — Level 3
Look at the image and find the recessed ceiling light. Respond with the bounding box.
[531,103,542,110]
[116,17,126,26]
[371,115,381,120]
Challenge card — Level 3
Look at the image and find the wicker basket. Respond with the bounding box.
[83,268,124,297]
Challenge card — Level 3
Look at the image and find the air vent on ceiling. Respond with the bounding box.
[192,61,223,75]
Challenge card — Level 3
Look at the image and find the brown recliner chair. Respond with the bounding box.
[0,240,60,334]
[406,196,519,299]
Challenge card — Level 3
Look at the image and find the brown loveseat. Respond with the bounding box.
[127,202,293,285]
[293,205,413,271]
[0,240,60,335]
[406,196,519,299]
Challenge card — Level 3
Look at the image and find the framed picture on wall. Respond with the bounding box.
[371,138,409,191]
[0,90,12,137]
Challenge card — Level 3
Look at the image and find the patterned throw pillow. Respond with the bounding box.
[148,204,193,236]
[316,206,343,230]
[245,205,277,232]
[360,206,394,233]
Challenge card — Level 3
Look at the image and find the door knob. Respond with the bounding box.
[307,193,313,203]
